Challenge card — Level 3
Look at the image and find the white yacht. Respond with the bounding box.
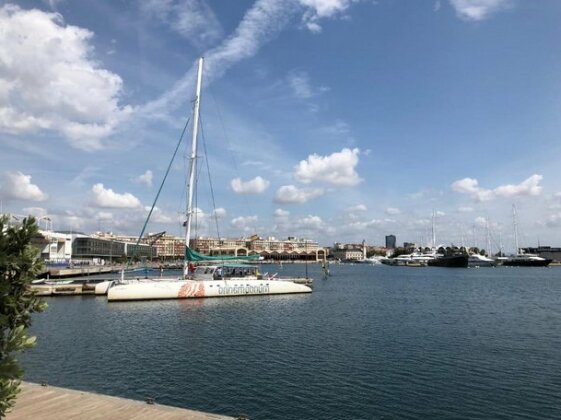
[384,252,435,266]
[468,254,497,267]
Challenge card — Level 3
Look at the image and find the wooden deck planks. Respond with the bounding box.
[7,382,234,420]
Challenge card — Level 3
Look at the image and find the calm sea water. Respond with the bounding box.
[21,264,561,419]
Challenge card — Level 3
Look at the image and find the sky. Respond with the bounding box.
[1,0,561,252]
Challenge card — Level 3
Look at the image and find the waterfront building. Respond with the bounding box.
[31,230,74,263]
[151,234,185,261]
[331,242,365,261]
[385,235,396,249]
[92,231,137,243]
[191,235,326,261]
[191,237,249,256]
[72,237,155,262]
[367,245,389,257]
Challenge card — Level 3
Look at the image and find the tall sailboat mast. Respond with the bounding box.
[184,57,204,266]
[485,218,492,256]
[512,204,519,254]
[431,210,436,249]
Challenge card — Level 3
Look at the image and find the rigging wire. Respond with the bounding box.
[199,114,221,240]
[208,87,257,234]
[128,116,191,266]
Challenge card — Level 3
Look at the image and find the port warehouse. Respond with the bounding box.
[32,231,328,263]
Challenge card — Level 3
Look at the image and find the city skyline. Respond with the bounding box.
[2,1,561,253]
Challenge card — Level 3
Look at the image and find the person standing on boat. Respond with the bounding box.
[185,262,195,277]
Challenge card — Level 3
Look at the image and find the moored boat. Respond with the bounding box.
[468,254,497,267]
[427,254,468,268]
[503,205,551,267]
[501,254,551,267]
[107,264,311,301]
[107,57,312,301]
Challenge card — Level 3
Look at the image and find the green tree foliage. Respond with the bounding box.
[0,216,47,417]
[390,247,409,258]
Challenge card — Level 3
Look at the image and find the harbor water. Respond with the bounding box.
[21,264,561,419]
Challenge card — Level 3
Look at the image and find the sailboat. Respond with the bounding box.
[107,58,312,301]
[501,205,551,267]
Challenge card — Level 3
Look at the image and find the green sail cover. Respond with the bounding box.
[185,247,260,262]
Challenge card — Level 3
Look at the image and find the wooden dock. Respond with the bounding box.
[39,266,116,279]
[31,283,95,296]
[7,382,236,419]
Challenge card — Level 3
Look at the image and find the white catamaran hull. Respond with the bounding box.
[95,280,114,295]
[107,278,312,301]
[96,276,181,295]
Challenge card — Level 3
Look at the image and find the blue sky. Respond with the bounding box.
[1,0,561,252]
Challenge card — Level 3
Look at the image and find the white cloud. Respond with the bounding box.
[547,213,561,227]
[143,0,364,117]
[140,0,223,47]
[90,183,142,208]
[288,70,313,99]
[22,207,48,218]
[286,70,329,100]
[231,215,258,231]
[231,176,270,194]
[452,175,543,202]
[346,218,385,231]
[346,204,367,213]
[143,206,174,224]
[43,0,64,9]
[474,216,487,227]
[299,0,356,33]
[494,175,543,198]
[213,208,227,219]
[58,211,85,231]
[385,207,401,215]
[295,147,362,186]
[451,177,480,194]
[274,208,290,217]
[0,5,132,151]
[142,0,296,116]
[434,0,442,12]
[457,206,474,213]
[0,171,48,201]
[323,119,351,136]
[297,214,323,230]
[274,185,324,204]
[96,211,114,222]
[135,170,153,188]
[448,0,510,21]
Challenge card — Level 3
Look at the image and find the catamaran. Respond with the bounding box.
[107,57,312,301]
